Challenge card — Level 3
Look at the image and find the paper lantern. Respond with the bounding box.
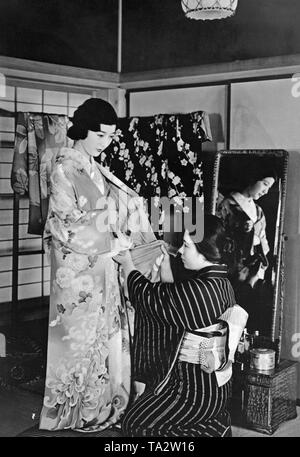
[181,0,238,20]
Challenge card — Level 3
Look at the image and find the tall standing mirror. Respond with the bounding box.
[210,150,288,354]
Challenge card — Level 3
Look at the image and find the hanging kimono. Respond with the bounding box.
[98,111,210,241]
[11,112,70,234]
[39,147,157,432]
[122,265,236,437]
[100,111,211,202]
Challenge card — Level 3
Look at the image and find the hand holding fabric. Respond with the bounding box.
[113,248,134,269]
[243,220,254,232]
[159,244,174,283]
[110,230,133,257]
[149,244,174,283]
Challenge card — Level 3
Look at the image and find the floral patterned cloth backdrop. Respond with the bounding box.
[11,112,71,234]
[98,111,211,239]
[11,110,211,237]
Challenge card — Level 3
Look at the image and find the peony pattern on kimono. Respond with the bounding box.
[62,252,90,272]
[71,275,94,296]
[43,357,110,429]
[62,311,100,352]
[55,288,78,315]
[56,267,76,289]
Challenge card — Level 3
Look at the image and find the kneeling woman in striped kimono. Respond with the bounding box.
[115,215,241,437]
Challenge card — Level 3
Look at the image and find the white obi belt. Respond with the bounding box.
[155,304,248,394]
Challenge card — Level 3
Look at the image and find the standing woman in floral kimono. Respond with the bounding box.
[39,98,156,432]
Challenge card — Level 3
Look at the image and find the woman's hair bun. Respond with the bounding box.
[67,124,88,140]
[194,214,228,264]
[67,98,118,140]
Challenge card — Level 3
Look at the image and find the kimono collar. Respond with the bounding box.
[57,147,139,198]
[196,264,228,279]
[96,162,138,198]
[56,147,95,175]
[58,147,99,175]
[231,192,257,222]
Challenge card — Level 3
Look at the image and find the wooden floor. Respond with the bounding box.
[0,385,42,437]
[0,320,299,438]
[0,383,299,437]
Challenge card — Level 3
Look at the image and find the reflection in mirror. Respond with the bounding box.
[211,150,288,348]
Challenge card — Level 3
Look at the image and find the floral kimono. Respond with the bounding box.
[39,147,156,432]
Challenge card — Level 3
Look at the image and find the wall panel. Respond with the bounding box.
[130,85,227,152]
[230,78,300,396]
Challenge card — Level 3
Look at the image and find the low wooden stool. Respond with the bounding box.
[231,359,297,435]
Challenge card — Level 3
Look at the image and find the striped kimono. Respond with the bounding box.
[122,265,236,437]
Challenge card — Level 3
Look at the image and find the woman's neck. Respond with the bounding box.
[196,263,224,275]
[239,189,253,201]
[73,141,92,164]
[199,260,218,270]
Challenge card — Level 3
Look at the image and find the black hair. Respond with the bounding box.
[243,169,278,188]
[193,214,229,264]
[219,156,280,195]
[67,98,118,140]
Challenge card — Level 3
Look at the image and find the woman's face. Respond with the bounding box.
[178,230,207,270]
[81,124,116,157]
[247,177,275,200]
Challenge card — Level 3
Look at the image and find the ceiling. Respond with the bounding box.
[0,0,300,74]
[0,0,118,71]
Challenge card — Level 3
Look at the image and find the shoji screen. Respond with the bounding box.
[0,85,108,311]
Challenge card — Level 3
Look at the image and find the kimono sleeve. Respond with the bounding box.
[128,270,218,329]
[216,197,232,224]
[256,208,270,255]
[11,113,29,195]
[45,164,111,255]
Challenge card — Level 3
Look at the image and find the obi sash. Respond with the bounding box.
[154,304,248,394]
[178,322,229,373]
